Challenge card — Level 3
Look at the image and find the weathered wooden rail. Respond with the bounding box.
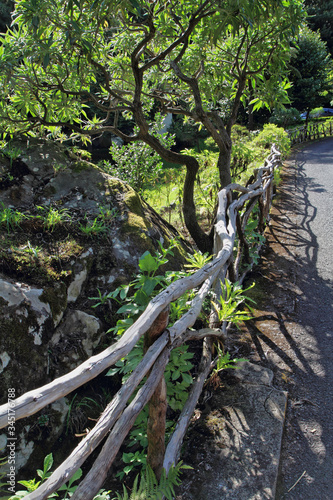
[287,120,333,145]
[0,146,281,499]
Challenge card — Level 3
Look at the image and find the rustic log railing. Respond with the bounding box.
[0,146,281,500]
[287,120,333,145]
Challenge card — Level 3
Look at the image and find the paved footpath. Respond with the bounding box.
[250,138,333,499]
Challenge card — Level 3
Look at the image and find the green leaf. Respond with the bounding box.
[182,373,193,385]
[43,52,50,70]
[142,277,159,297]
[43,453,53,474]
[133,289,149,307]
[116,303,142,315]
[31,15,40,29]
[105,367,119,376]
[71,19,81,32]
[138,251,159,274]
[69,467,83,483]
[58,467,83,490]
[122,452,133,463]
[119,286,129,300]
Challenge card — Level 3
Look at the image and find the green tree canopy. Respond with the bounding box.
[0,0,304,252]
[289,26,333,114]
[305,0,333,56]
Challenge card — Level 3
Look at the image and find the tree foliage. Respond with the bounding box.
[0,0,304,252]
[305,0,333,56]
[289,26,333,114]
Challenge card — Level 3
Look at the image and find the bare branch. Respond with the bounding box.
[164,337,213,472]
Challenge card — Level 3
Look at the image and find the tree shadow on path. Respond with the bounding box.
[243,141,333,499]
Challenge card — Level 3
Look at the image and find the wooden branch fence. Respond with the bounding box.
[287,120,333,145]
[0,146,282,500]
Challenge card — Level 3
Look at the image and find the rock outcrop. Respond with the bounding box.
[0,137,189,473]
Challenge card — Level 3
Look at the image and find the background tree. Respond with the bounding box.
[288,27,333,117]
[0,0,14,33]
[0,0,304,253]
[304,0,333,57]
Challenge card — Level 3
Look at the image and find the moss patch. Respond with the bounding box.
[70,160,97,173]
[0,233,84,287]
[123,188,144,217]
[104,177,126,198]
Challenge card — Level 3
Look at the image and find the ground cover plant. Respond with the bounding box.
[6,452,188,499]
[0,196,119,287]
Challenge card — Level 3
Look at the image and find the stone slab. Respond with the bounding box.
[176,363,287,499]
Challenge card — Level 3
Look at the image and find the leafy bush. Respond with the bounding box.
[102,114,175,194]
[231,124,252,142]
[91,242,198,478]
[310,107,324,118]
[105,140,163,194]
[231,141,257,181]
[7,453,111,499]
[269,107,301,127]
[252,123,291,156]
[229,125,257,180]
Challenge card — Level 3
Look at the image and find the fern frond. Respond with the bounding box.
[112,461,190,500]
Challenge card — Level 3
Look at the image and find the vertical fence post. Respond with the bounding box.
[144,306,170,480]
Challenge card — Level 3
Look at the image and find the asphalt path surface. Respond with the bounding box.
[249,138,333,499]
[279,138,333,499]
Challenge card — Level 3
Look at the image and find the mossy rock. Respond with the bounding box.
[0,137,192,477]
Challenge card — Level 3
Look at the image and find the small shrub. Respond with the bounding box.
[252,123,291,156]
[231,124,252,142]
[231,141,257,181]
[211,278,255,328]
[105,114,175,194]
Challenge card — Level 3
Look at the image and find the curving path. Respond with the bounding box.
[249,138,333,499]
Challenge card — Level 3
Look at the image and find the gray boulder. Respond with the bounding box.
[0,137,189,473]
